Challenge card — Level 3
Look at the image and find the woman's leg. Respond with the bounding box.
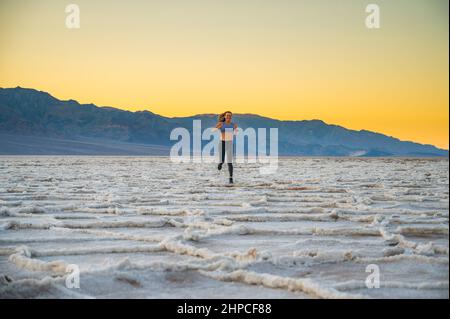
[218,140,225,170]
[225,141,234,183]
[227,163,233,179]
[222,140,226,163]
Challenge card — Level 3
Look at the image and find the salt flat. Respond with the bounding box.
[0,156,448,298]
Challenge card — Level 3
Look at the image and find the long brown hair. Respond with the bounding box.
[218,111,232,123]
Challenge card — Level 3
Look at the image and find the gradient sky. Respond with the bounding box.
[0,0,448,149]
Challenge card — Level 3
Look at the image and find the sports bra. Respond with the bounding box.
[220,122,235,132]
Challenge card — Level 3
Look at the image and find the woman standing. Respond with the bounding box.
[216,111,237,184]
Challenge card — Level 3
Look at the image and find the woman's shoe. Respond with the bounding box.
[229,178,234,184]
[218,163,223,170]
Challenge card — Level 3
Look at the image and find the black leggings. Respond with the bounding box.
[220,140,233,178]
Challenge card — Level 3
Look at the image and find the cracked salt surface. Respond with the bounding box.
[0,156,448,298]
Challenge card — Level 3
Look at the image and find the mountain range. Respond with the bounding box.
[0,87,447,156]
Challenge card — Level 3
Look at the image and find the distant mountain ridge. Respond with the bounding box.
[0,87,448,156]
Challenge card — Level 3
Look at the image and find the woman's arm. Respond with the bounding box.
[233,123,238,135]
[212,122,223,132]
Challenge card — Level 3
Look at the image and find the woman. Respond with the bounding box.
[216,111,237,184]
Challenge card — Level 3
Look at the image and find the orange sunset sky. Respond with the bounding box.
[0,0,448,149]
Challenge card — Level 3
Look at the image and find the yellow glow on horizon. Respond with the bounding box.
[0,0,448,149]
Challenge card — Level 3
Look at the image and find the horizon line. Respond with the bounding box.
[1,85,449,152]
